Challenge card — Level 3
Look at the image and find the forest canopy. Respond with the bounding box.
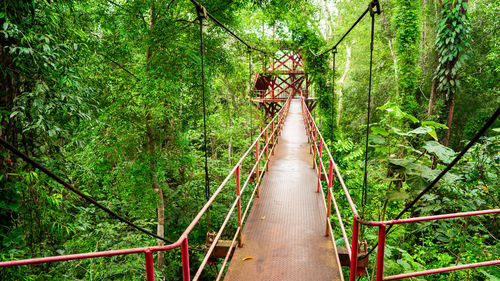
[0,0,498,280]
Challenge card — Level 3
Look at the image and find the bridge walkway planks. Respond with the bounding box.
[224,99,343,281]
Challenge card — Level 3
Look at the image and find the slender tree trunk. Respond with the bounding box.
[145,1,165,274]
[443,92,455,147]
[227,89,232,165]
[146,113,165,272]
[381,1,398,83]
[322,0,334,40]
[438,0,468,147]
[428,78,437,115]
[336,43,351,126]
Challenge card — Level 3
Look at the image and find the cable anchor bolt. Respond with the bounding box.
[369,0,382,16]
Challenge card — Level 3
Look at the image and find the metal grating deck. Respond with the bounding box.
[224,99,343,281]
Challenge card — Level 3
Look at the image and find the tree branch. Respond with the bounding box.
[98,52,140,80]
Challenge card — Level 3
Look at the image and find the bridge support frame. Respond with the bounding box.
[251,48,316,122]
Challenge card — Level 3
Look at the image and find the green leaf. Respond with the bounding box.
[407,174,429,190]
[428,128,438,141]
[369,135,386,145]
[408,126,432,135]
[391,127,410,136]
[371,126,389,136]
[478,269,500,281]
[387,190,409,201]
[421,121,448,130]
[423,141,456,164]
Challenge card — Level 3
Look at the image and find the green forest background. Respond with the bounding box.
[0,0,498,280]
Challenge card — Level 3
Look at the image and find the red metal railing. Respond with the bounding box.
[0,95,293,281]
[300,96,500,281]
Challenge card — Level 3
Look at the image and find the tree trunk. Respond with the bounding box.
[336,43,351,126]
[437,0,468,147]
[322,0,334,40]
[428,78,437,115]
[227,89,232,165]
[146,113,165,272]
[443,92,455,147]
[381,1,398,84]
[145,1,165,274]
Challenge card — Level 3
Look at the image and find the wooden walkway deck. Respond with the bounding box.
[224,100,343,281]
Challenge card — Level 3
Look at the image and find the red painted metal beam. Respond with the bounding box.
[0,245,178,267]
[383,260,500,280]
[274,76,305,97]
[0,97,296,281]
[359,209,500,226]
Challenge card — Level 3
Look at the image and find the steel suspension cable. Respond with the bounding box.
[0,138,179,245]
[196,8,211,232]
[361,106,500,258]
[331,49,337,143]
[249,48,252,91]
[189,0,272,56]
[249,48,254,141]
[312,6,370,57]
[361,1,380,225]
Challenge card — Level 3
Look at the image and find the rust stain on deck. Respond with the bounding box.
[224,100,343,281]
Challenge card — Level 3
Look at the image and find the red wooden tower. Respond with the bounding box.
[251,48,317,120]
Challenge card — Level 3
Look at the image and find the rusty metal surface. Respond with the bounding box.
[224,100,342,281]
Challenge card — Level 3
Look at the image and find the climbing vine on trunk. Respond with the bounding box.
[434,0,470,146]
[393,0,420,115]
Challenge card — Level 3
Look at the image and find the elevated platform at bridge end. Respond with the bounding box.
[224,99,343,281]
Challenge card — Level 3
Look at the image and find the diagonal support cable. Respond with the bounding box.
[190,0,272,56]
[196,6,212,233]
[361,106,500,258]
[0,138,175,244]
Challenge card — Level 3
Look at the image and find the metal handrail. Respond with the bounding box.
[300,96,500,281]
[0,95,293,281]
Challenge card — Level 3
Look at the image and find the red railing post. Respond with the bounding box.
[312,129,317,168]
[325,159,334,236]
[265,128,270,171]
[349,219,360,281]
[256,140,260,198]
[271,119,275,155]
[236,165,242,247]
[317,139,323,193]
[280,113,284,136]
[309,119,315,153]
[145,250,155,281]
[306,112,310,138]
[181,238,190,281]
[376,225,387,281]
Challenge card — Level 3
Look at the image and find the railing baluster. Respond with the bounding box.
[312,129,317,168]
[317,139,323,193]
[181,238,190,281]
[256,140,260,198]
[271,118,276,155]
[325,159,334,236]
[145,250,155,281]
[265,128,270,171]
[349,219,359,281]
[236,165,242,247]
[376,225,387,281]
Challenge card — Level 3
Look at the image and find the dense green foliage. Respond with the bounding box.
[394,0,420,114]
[1,0,498,280]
